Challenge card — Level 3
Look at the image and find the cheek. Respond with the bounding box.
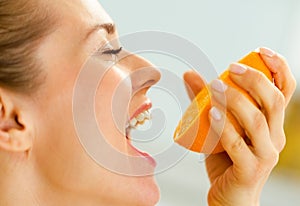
[94,68,131,152]
[32,100,87,196]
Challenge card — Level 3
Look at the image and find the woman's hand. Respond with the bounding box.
[184,47,296,206]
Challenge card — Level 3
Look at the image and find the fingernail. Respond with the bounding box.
[210,107,222,120]
[229,63,247,74]
[260,47,275,57]
[211,79,227,93]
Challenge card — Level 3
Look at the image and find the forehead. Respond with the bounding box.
[36,0,114,74]
[53,0,113,30]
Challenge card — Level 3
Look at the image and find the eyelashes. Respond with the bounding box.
[93,43,123,63]
[102,46,123,55]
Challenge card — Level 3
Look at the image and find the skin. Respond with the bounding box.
[0,0,296,205]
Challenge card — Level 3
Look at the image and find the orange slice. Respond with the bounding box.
[174,52,273,154]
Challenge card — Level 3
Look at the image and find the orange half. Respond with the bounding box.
[174,52,273,154]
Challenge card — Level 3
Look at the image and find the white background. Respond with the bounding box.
[99,1,300,205]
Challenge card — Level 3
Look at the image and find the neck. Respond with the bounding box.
[0,163,105,206]
[0,161,39,206]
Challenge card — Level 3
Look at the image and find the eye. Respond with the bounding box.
[102,47,123,55]
[94,42,123,62]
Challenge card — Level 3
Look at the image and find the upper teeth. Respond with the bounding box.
[129,110,151,128]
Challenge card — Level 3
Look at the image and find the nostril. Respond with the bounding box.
[140,79,157,89]
[132,80,153,94]
[130,66,160,94]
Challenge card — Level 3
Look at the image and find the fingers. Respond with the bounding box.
[259,47,297,107]
[209,106,279,184]
[228,63,286,151]
[210,80,275,157]
[209,106,255,168]
[183,70,207,100]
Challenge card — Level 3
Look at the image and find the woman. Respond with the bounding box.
[0,0,296,205]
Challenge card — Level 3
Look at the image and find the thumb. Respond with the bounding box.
[183,70,207,100]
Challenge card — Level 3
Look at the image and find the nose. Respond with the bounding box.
[118,51,161,94]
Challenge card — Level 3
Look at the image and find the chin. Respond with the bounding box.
[134,176,160,206]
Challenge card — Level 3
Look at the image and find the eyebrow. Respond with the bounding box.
[84,23,116,40]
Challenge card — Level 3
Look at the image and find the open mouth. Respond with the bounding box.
[126,109,151,137]
[125,100,152,138]
[125,100,156,167]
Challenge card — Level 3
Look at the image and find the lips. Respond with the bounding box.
[127,139,157,167]
[126,100,152,136]
[125,99,156,167]
[130,100,152,120]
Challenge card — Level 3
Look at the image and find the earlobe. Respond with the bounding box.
[0,92,33,153]
[0,126,32,153]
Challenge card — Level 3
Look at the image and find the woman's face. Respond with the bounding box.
[31,0,161,205]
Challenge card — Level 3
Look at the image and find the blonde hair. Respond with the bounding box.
[0,0,57,92]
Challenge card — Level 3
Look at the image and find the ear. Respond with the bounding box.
[0,90,33,153]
